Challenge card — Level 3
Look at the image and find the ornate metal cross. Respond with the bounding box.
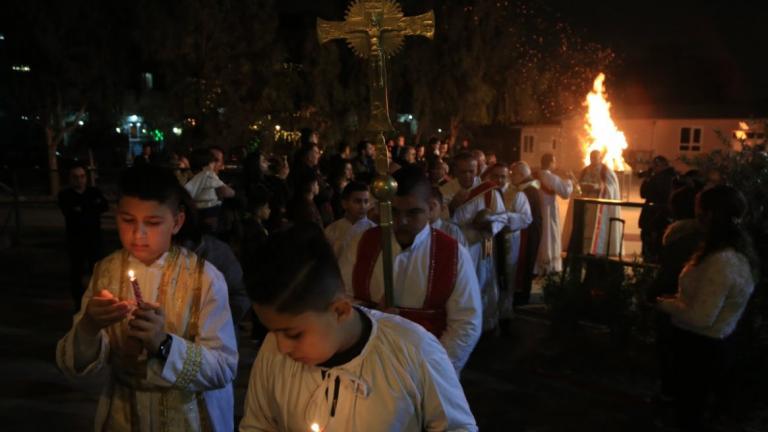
[317,0,434,307]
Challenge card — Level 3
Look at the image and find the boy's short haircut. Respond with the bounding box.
[246,223,343,314]
[341,181,369,200]
[453,151,476,164]
[119,165,186,212]
[190,148,216,172]
[393,166,431,200]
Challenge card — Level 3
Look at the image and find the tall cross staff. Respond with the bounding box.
[317,0,434,307]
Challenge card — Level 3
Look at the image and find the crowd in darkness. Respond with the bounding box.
[56,130,758,431]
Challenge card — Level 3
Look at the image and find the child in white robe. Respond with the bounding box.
[56,165,238,431]
[240,223,478,432]
[324,181,376,258]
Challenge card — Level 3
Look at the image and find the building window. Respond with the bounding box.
[523,135,535,153]
[680,127,701,151]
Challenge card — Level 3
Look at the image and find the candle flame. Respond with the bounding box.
[582,73,630,172]
[310,423,320,432]
[128,270,135,280]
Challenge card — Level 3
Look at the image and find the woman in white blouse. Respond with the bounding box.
[657,184,759,430]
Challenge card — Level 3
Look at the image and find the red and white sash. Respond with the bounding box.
[352,227,458,337]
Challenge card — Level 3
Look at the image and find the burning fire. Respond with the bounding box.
[582,73,630,172]
[735,121,749,140]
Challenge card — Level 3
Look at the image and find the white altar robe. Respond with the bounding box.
[239,308,478,432]
[587,166,622,256]
[498,185,533,318]
[535,170,573,274]
[339,224,482,372]
[432,218,468,247]
[56,249,238,432]
[325,216,376,258]
[451,178,506,331]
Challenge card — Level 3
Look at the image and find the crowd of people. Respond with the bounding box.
[54,131,758,431]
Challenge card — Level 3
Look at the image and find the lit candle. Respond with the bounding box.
[127,270,144,305]
[310,423,320,432]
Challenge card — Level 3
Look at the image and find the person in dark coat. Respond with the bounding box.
[639,156,677,262]
[58,163,109,311]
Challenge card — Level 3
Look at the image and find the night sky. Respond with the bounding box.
[280,0,768,110]
[541,0,768,109]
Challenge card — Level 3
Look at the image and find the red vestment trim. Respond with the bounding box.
[351,227,458,337]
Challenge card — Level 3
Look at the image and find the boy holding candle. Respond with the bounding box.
[240,223,478,432]
[56,165,238,431]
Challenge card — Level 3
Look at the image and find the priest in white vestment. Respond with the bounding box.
[487,163,532,319]
[448,153,506,331]
[535,153,575,274]
[578,150,623,256]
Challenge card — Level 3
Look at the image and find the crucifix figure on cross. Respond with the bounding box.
[317,0,435,307]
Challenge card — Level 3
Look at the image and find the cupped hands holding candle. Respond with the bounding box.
[126,269,168,355]
[79,289,132,338]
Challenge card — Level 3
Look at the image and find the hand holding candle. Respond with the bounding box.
[128,270,144,306]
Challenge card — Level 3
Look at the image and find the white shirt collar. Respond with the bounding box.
[400,223,431,253]
[128,250,171,269]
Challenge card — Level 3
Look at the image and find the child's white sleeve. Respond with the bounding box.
[147,263,238,391]
[56,265,111,378]
[239,334,279,431]
[419,335,478,432]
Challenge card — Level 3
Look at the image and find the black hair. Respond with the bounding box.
[668,186,697,221]
[118,165,198,243]
[426,154,444,170]
[393,166,431,200]
[341,181,369,200]
[293,141,319,168]
[337,140,351,154]
[328,158,352,185]
[68,161,89,173]
[428,136,440,147]
[452,151,476,168]
[190,147,215,172]
[246,223,343,314]
[294,170,320,196]
[356,140,371,154]
[692,185,759,279]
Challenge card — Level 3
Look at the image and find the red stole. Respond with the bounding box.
[352,227,458,337]
[460,180,498,209]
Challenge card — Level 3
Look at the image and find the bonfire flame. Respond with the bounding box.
[583,73,630,172]
[735,121,749,140]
